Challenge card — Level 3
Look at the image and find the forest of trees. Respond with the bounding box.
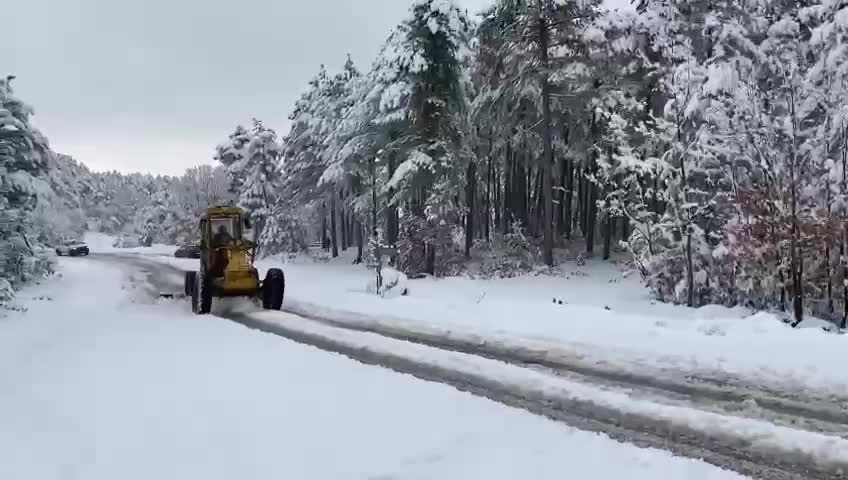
[267,0,848,327]
[5,0,848,327]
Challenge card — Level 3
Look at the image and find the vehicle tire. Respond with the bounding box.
[261,268,285,310]
[185,271,197,297]
[192,269,212,315]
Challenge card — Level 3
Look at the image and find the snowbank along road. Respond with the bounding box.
[90,252,848,480]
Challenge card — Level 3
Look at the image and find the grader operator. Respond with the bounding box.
[183,206,285,314]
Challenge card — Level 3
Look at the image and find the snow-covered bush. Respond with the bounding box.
[397,210,463,278]
[476,220,536,279]
[0,278,13,303]
[365,266,409,298]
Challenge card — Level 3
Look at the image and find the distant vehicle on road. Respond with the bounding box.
[174,244,201,258]
[56,240,89,257]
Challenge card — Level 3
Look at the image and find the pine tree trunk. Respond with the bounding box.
[386,153,399,260]
[842,227,847,329]
[580,173,589,237]
[525,161,532,228]
[321,202,329,252]
[533,168,544,237]
[602,211,612,261]
[494,169,502,235]
[686,230,695,307]
[842,121,848,329]
[620,216,629,242]
[340,191,348,251]
[486,141,492,241]
[355,219,363,264]
[789,90,803,326]
[537,13,554,266]
[370,157,378,238]
[465,160,477,259]
[586,181,597,255]
[503,143,512,234]
[330,191,339,258]
[515,152,528,228]
[557,158,565,238]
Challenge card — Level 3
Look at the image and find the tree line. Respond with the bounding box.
[7,0,848,327]
[255,0,848,326]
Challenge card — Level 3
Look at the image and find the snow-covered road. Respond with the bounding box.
[77,252,848,479]
[0,259,749,480]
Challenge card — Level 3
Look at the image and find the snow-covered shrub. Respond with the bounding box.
[365,266,409,298]
[397,210,463,278]
[477,220,536,278]
[0,278,13,303]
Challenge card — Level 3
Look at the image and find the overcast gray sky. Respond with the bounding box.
[4,0,629,176]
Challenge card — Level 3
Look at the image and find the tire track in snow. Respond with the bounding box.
[278,300,848,439]
[223,311,845,480]
[100,253,848,480]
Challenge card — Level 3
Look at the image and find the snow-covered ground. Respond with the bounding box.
[85,231,177,256]
[155,247,848,400]
[0,257,748,480]
[89,231,848,398]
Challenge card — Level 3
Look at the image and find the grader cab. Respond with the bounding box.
[184,206,285,314]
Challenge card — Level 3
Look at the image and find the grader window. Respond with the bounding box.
[210,216,240,245]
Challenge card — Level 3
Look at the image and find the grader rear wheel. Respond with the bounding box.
[184,271,197,297]
[261,268,285,310]
[191,269,212,315]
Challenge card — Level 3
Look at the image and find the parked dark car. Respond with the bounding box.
[56,240,89,257]
[174,244,201,258]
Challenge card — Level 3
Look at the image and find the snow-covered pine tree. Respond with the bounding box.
[214,124,251,197]
[240,119,283,248]
[0,75,54,293]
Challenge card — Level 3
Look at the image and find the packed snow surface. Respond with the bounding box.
[165,249,848,398]
[0,258,747,480]
[84,231,177,255]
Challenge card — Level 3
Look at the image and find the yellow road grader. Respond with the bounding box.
[183,206,285,314]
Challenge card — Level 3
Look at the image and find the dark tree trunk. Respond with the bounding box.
[686,230,694,307]
[386,154,399,258]
[537,12,554,266]
[354,219,363,264]
[426,243,436,275]
[602,211,612,260]
[330,191,339,258]
[514,152,528,228]
[557,158,566,237]
[494,168,502,234]
[465,160,477,258]
[321,202,329,252]
[580,174,589,237]
[523,164,529,227]
[843,226,848,329]
[340,191,348,251]
[533,168,544,237]
[586,182,597,254]
[503,142,512,233]
[486,138,492,241]
[620,216,629,242]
